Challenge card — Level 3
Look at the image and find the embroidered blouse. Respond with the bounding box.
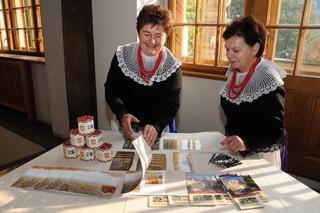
[219,59,288,155]
[105,42,182,134]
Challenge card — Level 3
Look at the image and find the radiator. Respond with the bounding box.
[0,59,35,122]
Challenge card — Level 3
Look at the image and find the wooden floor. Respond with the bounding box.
[0,106,63,176]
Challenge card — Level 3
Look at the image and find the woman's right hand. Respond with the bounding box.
[220,135,246,153]
[121,114,140,139]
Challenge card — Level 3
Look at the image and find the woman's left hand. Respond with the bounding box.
[142,124,158,145]
[220,135,246,153]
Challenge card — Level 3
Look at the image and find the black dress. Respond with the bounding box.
[105,42,182,134]
[219,58,287,156]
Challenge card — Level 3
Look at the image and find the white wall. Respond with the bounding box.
[178,76,225,133]
[31,63,51,124]
[92,0,138,131]
[92,0,226,133]
[93,1,164,131]
[40,0,69,138]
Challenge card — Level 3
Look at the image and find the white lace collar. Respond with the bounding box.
[116,42,181,86]
[219,58,287,104]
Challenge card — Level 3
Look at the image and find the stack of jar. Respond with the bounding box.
[63,115,113,162]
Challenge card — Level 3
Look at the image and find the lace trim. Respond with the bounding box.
[116,42,181,86]
[219,58,287,104]
[252,143,282,153]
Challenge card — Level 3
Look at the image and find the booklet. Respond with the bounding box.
[218,174,264,210]
[242,175,268,202]
[185,173,231,206]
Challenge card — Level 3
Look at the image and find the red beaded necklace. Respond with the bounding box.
[137,46,163,83]
[228,57,260,100]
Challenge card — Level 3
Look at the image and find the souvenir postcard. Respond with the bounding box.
[132,171,165,195]
[233,195,264,210]
[123,137,159,150]
[188,194,216,206]
[136,153,167,171]
[173,152,194,172]
[163,139,179,150]
[168,195,190,206]
[144,171,163,184]
[163,139,201,151]
[109,151,135,171]
[148,154,167,170]
[148,195,169,207]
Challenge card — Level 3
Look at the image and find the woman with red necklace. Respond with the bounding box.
[219,16,288,171]
[105,4,182,145]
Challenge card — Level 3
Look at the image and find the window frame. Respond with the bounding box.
[0,0,44,56]
[168,0,320,79]
[265,0,320,77]
[168,0,231,80]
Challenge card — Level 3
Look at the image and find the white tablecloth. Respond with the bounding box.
[0,131,319,212]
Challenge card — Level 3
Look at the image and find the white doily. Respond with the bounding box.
[219,58,287,105]
[116,42,181,86]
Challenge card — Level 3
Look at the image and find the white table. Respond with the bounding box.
[1,131,319,213]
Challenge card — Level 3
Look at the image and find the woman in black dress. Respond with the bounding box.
[220,16,288,171]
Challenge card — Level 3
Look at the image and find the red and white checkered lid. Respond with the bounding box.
[77,115,94,123]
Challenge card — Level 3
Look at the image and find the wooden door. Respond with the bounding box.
[285,75,320,181]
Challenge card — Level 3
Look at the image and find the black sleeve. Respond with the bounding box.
[104,53,128,121]
[152,67,182,134]
[244,86,286,151]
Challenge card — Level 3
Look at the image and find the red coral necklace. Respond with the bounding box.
[228,57,260,100]
[137,46,163,83]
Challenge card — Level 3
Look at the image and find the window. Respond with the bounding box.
[168,0,244,79]
[266,0,320,76]
[168,0,320,78]
[0,0,44,56]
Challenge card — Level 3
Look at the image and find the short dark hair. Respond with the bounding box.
[223,16,266,57]
[136,4,173,36]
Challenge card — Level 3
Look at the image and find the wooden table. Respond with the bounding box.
[1,130,319,212]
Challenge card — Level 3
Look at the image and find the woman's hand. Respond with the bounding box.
[121,114,139,140]
[142,124,158,145]
[220,135,246,153]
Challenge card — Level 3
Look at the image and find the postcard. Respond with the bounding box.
[163,139,201,151]
[148,195,169,207]
[168,195,190,206]
[173,152,194,172]
[136,153,167,171]
[234,195,264,210]
[109,151,135,171]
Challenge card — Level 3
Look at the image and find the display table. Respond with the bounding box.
[0,130,319,212]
